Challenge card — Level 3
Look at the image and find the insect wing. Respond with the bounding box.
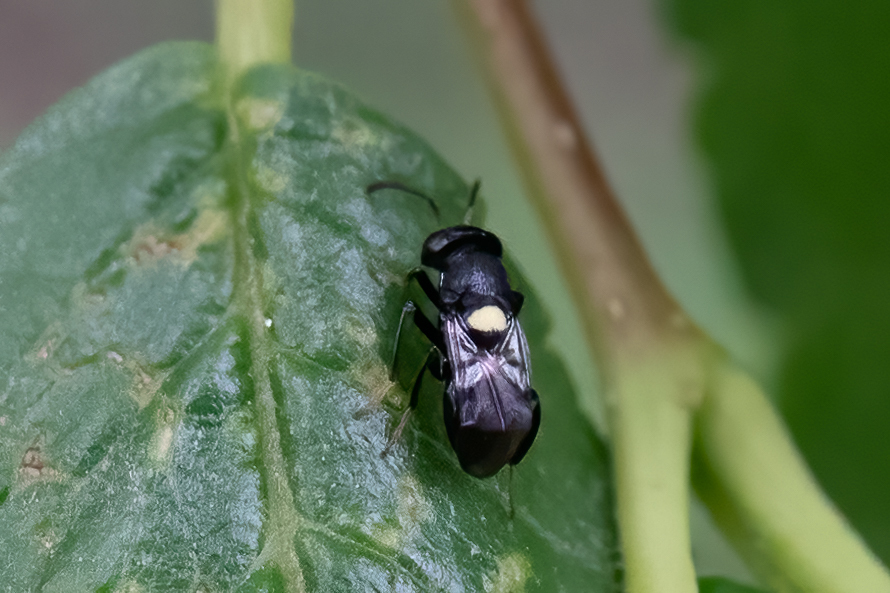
[441,313,537,477]
[442,314,531,401]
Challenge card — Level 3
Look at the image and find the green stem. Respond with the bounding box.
[455,1,702,590]
[215,0,293,81]
[610,343,709,592]
[694,361,890,593]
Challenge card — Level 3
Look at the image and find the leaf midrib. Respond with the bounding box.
[226,104,306,592]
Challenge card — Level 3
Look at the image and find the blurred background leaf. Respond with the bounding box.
[698,576,769,593]
[666,0,890,565]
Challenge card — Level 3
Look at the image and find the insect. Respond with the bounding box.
[369,181,541,478]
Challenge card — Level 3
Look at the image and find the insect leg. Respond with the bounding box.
[409,301,445,353]
[381,347,440,458]
[407,268,443,310]
[390,301,418,381]
[381,406,413,459]
[389,299,444,376]
[510,290,525,315]
[409,348,442,407]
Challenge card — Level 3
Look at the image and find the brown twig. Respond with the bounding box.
[455,0,698,375]
[455,3,890,593]
[454,2,704,591]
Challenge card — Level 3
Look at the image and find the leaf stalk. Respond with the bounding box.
[215,0,293,81]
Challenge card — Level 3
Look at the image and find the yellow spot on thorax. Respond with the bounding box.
[466,305,508,333]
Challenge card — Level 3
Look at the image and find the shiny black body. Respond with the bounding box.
[401,225,541,478]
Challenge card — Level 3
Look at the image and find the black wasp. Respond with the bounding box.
[368,181,541,478]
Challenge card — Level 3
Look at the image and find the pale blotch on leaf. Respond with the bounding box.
[20,446,45,477]
[235,97,284,133]
[484,552,532,593]
[345,318,381,351]
[24,322,65,365]
[374,475,433,550]
[397,475,432,530]
[130,234,177,263]
[126,362,163,410]
[261,260,282,295]
[19,441,59,485]
[331,119,385,155]
[176,207,228,262]
[113,580,146,593]
[224,409,255,450]
[127,207,228,268]
[149,405,177,467]
[374,524,400,551]
[254,164,288,194]
[355,356,394,409]
[35,524,61,554]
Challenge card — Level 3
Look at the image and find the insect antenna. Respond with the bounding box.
[367,179,482,226]
[463,178,482,225]
[366,181,440,221]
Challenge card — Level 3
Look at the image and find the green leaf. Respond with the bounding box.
[698,576,769,593]
[0,42,618,592]
[666,0,890,566]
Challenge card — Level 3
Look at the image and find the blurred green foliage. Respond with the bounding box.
[699,576,769,593]
[666,0,890,562]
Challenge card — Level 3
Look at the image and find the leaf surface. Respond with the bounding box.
[0,42,618,592]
